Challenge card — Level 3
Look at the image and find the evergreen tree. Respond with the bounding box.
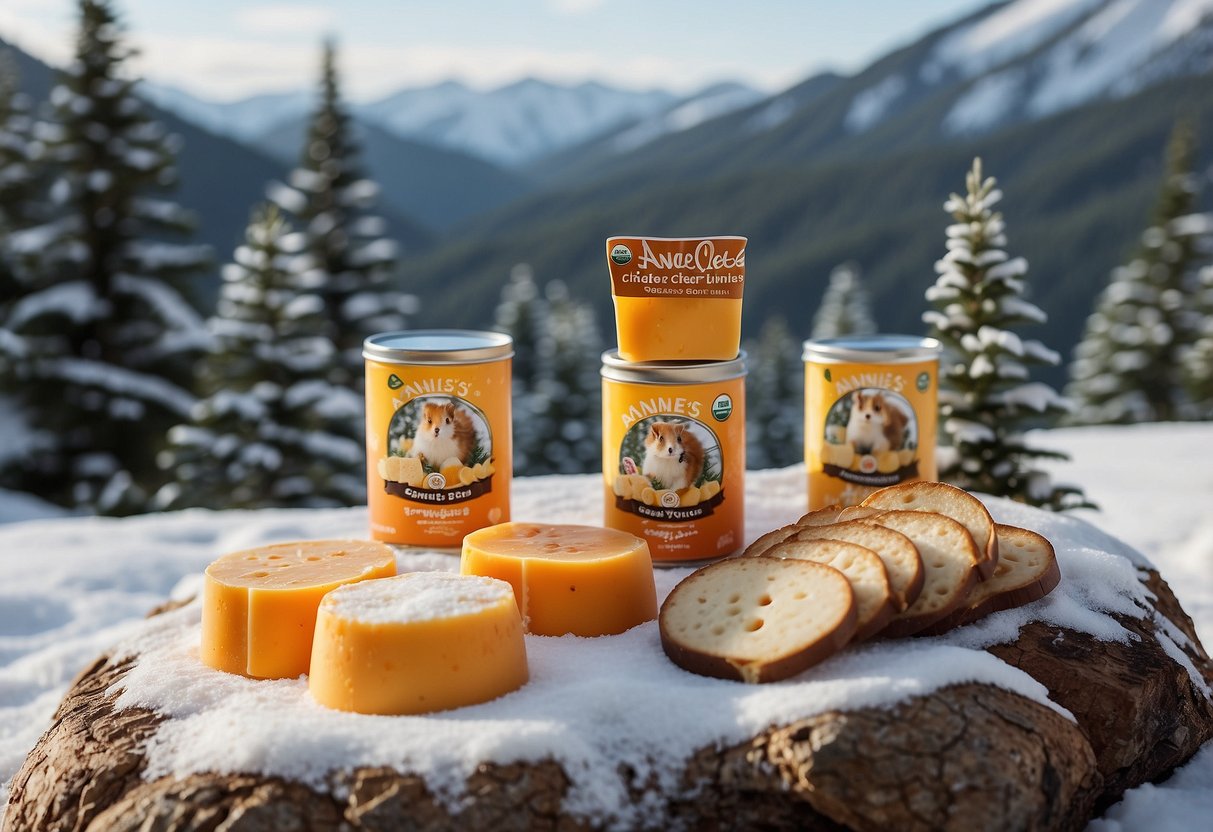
[746,316,803,469]
[924,157,1089,510]
[157,206,364,509]
[0,0,210,514]
[0,50,45,306]
[1067,124,1211,424]
[267,40,413,392]
[810,262,877,340]
[493,263,548,475]
[1185,263,1213,417]
[529,280,602,474]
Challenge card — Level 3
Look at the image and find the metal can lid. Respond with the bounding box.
[802,335,941,364]
[600,350,747,384]
[363,330,514,365]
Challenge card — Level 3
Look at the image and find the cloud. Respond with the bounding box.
[233,4,336,36]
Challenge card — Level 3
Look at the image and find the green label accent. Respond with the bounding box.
[711,394,733,422]
[387,374,404,390]
[824,368,832,382]
[916,372,930,392]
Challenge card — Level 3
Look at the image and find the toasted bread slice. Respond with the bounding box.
[861,482,999,579]
[837,505,883,522]
[918,525,1061,635]
[659,558,857,684]
[793,520,924,611]
[742,525,798,559]
[767,539,895,641]
[863,510,980,638]
[795,506,847,527]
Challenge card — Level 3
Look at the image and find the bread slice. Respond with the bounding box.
[795,506,847,527]
[918,525,1061,635]
[766,539,895,641]
[861,482,999,579]
[659,558,857,684]
[862,510,980,638]
[742,525,798,559]
[793,520,924,612]
[837,505,883,522]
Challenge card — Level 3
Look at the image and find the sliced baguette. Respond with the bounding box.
[837,505,883,522]
[795,505,847,527]
[742,525,799,559]
[766,539,895,641]
[863,510,980,638]
[659,558,857,684]
[918,525,1061,635]
[861,481,999,579]
[793,520,924,611]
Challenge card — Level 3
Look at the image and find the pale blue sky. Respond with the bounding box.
[1,0,988,100]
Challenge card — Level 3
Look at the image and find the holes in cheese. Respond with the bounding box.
[460,523,658,637]
[201,540,396,679]
[308,572,529,715]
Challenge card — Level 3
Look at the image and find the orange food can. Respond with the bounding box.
[804,335,941,510]
[601,351,746,565]
[364,330,513,547]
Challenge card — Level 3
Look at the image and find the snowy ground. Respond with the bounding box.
[0,423,1210,827]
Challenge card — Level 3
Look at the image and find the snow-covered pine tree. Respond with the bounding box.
[924,157,1089,510]
[1183,261,1213,417]
[267,40,414,392]
[745,316,803,469]
[0,0,210,514]
[810,262,877,340]
[157,206,364,509]
[493,263,548,475]
[528,280,602,474]
[1067,124,1212,424]
[0,50,44,306]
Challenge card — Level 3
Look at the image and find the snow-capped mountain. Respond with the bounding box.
[141,78,684,167]
[850,0,1213,137]
[138,84,313,143]
[606,82,764,153]
[358,79,677,167]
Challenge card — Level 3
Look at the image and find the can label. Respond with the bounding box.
[805,360,937,510]
[603,378,744,563]
[366,360,511,545]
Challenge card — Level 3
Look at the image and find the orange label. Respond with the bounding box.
[606,236,746,300]
[365,358,511,546]
[804,358,938,510]
[602,373,745,564]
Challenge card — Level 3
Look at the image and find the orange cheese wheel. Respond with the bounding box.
[201,540,396,679]
[460,523,658,637]
[308,572,529,715]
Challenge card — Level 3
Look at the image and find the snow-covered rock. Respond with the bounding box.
[1,437,1212,828]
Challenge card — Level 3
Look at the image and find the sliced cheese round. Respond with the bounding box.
[201,540,396,679]
[461,523,658,637]
[659,557,857,684]
[309,572,528,715]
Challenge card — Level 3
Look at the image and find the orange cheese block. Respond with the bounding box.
[460,523,658,637]
[201,540,396,679]
[612,296,743,362]
[309,572,529,715]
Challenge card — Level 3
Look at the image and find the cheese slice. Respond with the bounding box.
[308,572,529,715]
[460,523,658,637]
[201,540,396,679]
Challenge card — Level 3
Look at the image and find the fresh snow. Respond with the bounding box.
[1029,0,1213,117]
[944,69,1026,134]
[0,424,1211,827]
[843,74,906,134]
[924,0,1107,82]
